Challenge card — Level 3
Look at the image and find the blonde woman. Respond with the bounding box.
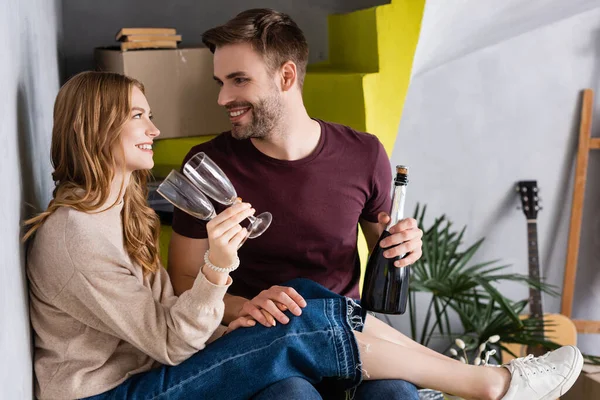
[24,71,583,400]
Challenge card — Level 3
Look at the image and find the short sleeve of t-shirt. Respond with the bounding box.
[360,139,392,223]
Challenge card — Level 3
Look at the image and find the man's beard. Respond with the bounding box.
[230,94,283,140]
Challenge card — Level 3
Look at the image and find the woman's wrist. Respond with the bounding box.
[199,250,239,286]
[204,250,240,274]
[201,264,230,286]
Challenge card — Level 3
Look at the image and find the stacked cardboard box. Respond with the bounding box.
[116,28,182,51]
[95,46,230,139]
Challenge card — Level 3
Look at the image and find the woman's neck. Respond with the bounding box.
[101,172,131,210]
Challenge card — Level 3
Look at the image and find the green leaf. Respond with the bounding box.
[472,277,522,326]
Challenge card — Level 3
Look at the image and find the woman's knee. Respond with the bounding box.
[281,278,336,300]
[281,278,317,292]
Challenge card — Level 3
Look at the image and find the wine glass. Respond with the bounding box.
[156,170,252,246]
[183,152,272,239]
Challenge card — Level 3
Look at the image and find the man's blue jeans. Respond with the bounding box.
[83,279,416,399]
[252,377,419,400]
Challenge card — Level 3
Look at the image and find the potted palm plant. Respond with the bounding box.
[406,206,600,400]
[404,205,562,400]
[405,204,558,363]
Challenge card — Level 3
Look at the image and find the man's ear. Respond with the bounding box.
[280,61,297,92]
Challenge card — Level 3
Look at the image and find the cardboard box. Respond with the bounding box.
[95,47,230,139]
[562,364,600,400]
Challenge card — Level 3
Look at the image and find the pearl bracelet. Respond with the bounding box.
[204,250,240,274]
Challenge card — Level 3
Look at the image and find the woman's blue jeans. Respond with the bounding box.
[250,279,419,400]
[84,278,416,400]
[84,279,361,399]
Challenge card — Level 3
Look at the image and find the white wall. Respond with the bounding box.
[0,0,60,398]
[390,0,600,355]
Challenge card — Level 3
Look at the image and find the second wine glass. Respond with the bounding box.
[157,169,254,247]
[183,152,273,239]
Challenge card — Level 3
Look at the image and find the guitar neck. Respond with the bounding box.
[527,221,543,319]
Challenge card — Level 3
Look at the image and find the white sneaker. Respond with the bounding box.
[501,345,583,400]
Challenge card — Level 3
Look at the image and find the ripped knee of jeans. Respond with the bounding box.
[345,298,365,332]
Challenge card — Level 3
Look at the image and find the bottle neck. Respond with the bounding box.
[386,183,407,231]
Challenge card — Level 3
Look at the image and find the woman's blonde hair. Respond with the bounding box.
[23,71,161,274]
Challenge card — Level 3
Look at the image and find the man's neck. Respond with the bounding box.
[250,105,321,161]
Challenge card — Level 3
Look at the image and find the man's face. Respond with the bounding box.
[213,42,284,140]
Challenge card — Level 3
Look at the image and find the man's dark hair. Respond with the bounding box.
[202,8,309,88]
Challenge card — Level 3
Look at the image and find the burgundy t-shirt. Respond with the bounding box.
[172,119,392,299]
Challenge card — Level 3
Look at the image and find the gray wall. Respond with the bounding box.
[60,0,390,81]
[0,0,60,398]
[390,0,600,355]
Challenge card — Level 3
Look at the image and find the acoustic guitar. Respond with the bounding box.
[501,180,577,363]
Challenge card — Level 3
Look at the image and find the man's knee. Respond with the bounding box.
[251,377,322,400]
[354,379,419,400]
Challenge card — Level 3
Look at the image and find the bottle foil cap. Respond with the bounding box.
[396,165,409,175]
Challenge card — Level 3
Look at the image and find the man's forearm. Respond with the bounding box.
[222,293,248,325]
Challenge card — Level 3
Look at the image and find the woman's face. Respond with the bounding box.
[118,86,160,173]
